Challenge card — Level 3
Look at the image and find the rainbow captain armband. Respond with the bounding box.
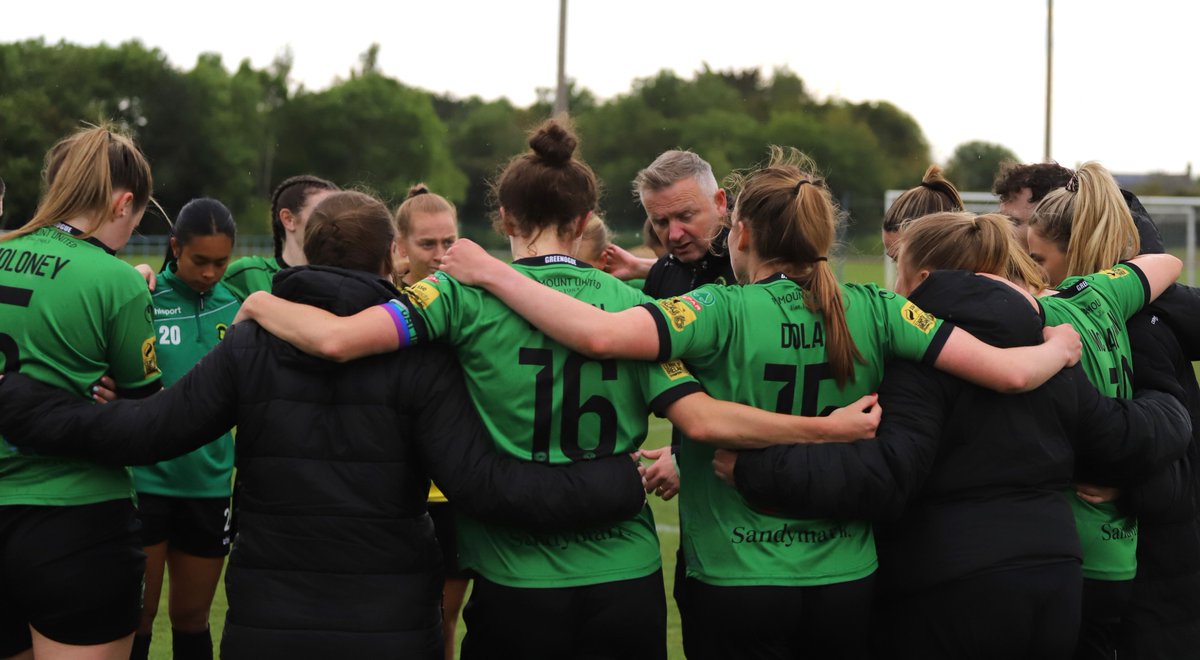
[380,299,419,348]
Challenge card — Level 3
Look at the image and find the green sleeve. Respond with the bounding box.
[403,272,473,344]
[105,288,161,391]
[642,285,730,362]
[1085,262,1152,322]
[642,359,704,417]
[872,287,953,365]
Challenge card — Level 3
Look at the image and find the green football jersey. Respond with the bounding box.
[0,226,161,506]
[645,274,952,587]
[396,254,702,588]
[1042,262,1150,581]
[221,255,281,301]
[131,268,239,498]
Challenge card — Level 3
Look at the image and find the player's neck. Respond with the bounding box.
[508,234,578,261]
[282,240,306,267]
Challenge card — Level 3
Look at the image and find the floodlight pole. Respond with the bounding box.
[554,0,569,117]
[1044,0,1053,161]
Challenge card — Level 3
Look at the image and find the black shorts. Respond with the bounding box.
[461,570,666,660]
[137,493,232,557]
[428,502,467,579]
[681,573,876,660]
[0,499,146,655]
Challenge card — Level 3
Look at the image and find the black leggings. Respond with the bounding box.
[1074,578,1133,660]
[879,562,1082,660]
[680,573,876,660]
[460,570,666,660]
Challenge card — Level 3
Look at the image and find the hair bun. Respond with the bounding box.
[407,183,431,199]
[528,119,577,167]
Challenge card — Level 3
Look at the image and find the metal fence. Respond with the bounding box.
[881,191,1200,288]
[121,234,276,263]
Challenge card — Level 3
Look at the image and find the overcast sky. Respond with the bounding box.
[4,0,1196,176]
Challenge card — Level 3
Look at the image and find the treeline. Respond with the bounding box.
[0,39,937,237]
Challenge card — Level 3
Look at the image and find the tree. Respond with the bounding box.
[944,140,1020,192]
[275,72,466,206]
[447,98,527,224]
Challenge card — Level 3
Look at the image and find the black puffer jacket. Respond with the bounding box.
[0,266,646,659]
[1122,284,1200,653]
[732,271,1191,594]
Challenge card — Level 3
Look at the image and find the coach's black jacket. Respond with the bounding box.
[731,271,1190,594]
[1121,284,1200,656]
[642,227,736,299]
[0,266,646,660]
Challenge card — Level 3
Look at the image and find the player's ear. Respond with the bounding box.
[498,207,517,237]
[733,220,751,252]
[572,213,591,239]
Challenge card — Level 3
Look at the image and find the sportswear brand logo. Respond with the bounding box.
[659,298,697,331]
[899,301,936,334]
[153,306,183,317]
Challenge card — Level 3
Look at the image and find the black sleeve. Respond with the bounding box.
[642,258,667,298]
[1124,310,1200,522]
[733,361,948,522]
[1071,364,1191,484]
[0,334,241,465]
[405,347,646,531]
[1124,189,1165,255]
[1148,285,1200,361]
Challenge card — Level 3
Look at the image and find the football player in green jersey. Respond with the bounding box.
[1029,161,1176,660]
[128,198,240,660]
[0,125,158,660]
[236,122,883,660]
[394,183,458,290]
[220,175,337,301]
[392,183,466,660]
[434,147,1085,659]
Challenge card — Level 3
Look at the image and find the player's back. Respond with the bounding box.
[403,254,699,587]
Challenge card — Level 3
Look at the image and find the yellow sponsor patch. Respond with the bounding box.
[1099,267,1129,280]
[660,359,691,381]
[658,298,697,332]
[900,301,937,334]
[405,281,440,310]
[141,337,160,376]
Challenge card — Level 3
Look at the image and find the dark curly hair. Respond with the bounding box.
[992,161,1074,203]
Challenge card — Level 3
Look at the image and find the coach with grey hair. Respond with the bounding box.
[605,150,736,296]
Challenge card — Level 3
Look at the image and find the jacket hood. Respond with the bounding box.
[264,266,402,369]
[906,270,1043,348]
[273,265,400,313]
